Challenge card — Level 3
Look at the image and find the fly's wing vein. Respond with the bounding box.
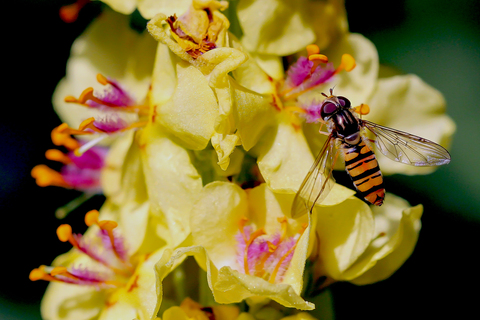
[291,134,336,218]
[362,120,451,166]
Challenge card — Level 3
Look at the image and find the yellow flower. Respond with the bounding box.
[137,124,203,247]
[53,9,156,131]
[161,297,239,320]
[155,182,314,310]
[30,210,165,320]
[49,7,202,248]
[236,0,348,79]
[146,0,279,170]
[99,0,191,19]
[229,41,357,205]
[302,33,455,175]
[311,193,422,285]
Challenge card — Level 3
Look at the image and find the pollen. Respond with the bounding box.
[56,224,73,242]
[85,209,99,226]
[45,149,72,165]
[354,103,370,115]
[306,44,320,56]
[336,54,356,73]
[51,124,81,151]
[31,165,69,188]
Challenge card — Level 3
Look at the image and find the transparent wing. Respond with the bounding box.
[362,120,451,166]
[291,134,337,218]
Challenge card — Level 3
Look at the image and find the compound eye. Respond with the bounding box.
[322,102,337,116]
[338,96,351,108]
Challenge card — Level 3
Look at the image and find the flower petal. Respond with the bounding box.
[365,74,456,175]
[53,9,156,129]
[139,124,203,246]
[237,0,315,56]
[153,59,219,150]
[300,33,378,106]
[100,0,137,15]
[138,0,191,19]
[189,182,313,309]
[155,246,315,312]
[314,197,374,280]
[350,193,422,285]
[256,115,315,194]
[41,282,105,320]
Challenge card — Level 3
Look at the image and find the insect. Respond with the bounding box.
[291,88,451,218]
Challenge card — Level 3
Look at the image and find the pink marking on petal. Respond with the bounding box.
[285,57,314,88]
[93,116,128,133]
[88,78,136,109]
[61,166,102,193]
[99,229,129,262]
[304,63,336,88]
[68,145,107,169]
[69,265,110,283]
[301,100,324,123]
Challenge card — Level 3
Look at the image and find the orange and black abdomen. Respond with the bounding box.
[343,141,385,206]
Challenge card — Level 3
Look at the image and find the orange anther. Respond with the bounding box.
[78,117,96,131]
[64,96,78,103]
[45,149,72,165]
[354,103,370,116]
[59,0,89,23]
[308,54,329,64]
[85,210,99,227]
[267,241,277,253]
[50,266,68,276]
[277,217,287,223]
[78,87,95,104]
[51,124,81,150]
[98,220,118,231]
[31,165,69,188]
[29,268,46,281]
[338,54,356,72]
[96,74,109,86]
[57,224,73,242]
[306,44,320,56]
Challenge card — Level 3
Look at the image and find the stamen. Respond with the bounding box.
[31,165,70,188]
[309,53,328,66]
[29,267,58,282]
[306,44,320,56]
[84,210,128,264]
[354,103,370,115]
[96,73,109,86]
[57,224,79,248]
[85,209,99,226]
[238,217,249,243]
[335,54,356,73]
[51,124,81,151]
[59,0,89,23]
[268,223,307,283]
[244,228,266,275]
[45,149,72,165]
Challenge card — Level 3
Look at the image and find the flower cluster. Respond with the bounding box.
[31,1,454,319]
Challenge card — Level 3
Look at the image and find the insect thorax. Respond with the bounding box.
[331,109,361,144]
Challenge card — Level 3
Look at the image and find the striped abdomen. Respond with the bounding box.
[343,140,385,206]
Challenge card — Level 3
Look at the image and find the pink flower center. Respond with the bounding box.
[235,217,307,283]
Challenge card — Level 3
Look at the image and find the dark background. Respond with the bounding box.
[1,0,479,319]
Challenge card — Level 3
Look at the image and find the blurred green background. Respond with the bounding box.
[1,0,479,319]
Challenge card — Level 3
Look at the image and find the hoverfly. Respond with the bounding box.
[291,88,451,218]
